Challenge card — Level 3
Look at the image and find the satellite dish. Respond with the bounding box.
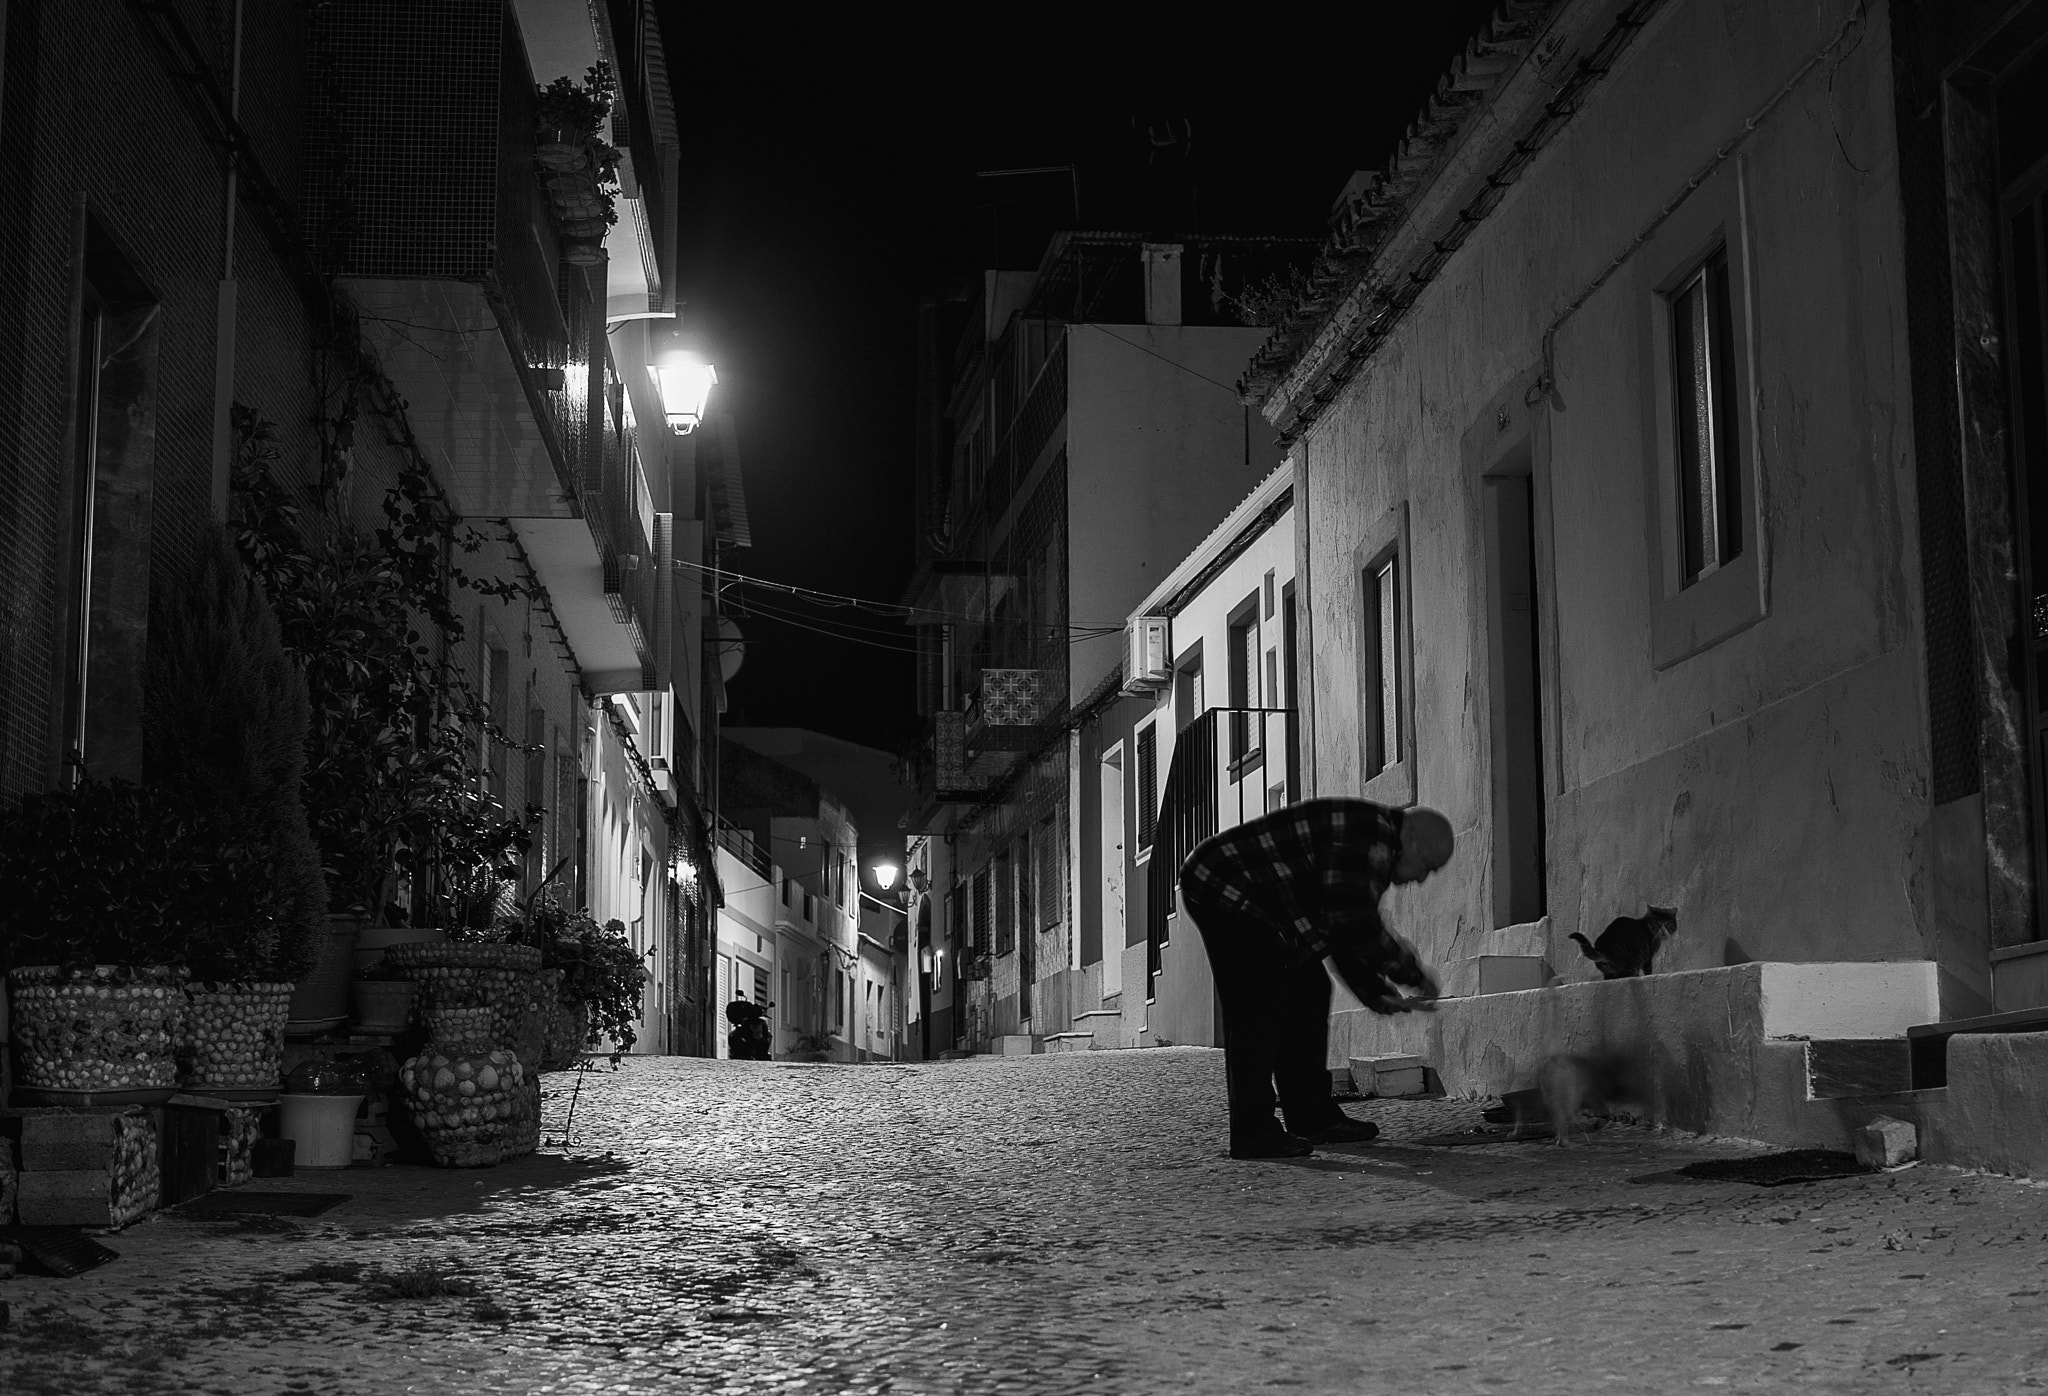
[719,616,745,682]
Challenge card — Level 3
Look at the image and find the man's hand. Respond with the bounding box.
[1329,937,1441,1018]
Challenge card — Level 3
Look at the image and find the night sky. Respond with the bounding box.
[657,10,1501,758]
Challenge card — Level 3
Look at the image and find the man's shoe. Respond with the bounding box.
[1298,1117,1381,1144]
[1229,1131,1315,1160]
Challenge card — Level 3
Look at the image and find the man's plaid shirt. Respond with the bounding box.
[1177,798,1404,967]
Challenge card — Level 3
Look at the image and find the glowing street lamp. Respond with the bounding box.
[649,352,716,434]
[872,861,900,891]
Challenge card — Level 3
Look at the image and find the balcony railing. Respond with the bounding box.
[715,817,771,882]
[1144,707,1297,999]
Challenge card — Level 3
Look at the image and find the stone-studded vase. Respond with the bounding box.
[542,988,589,1071]
[182,982,292,1094]
[495,969,551,1158]
[399,1006,523,1167]
[6,965,186,1094]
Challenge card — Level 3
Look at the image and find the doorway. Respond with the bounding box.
[2001,39,2048,991]
[1100,744,1126,999]
[1484,461,1547,928]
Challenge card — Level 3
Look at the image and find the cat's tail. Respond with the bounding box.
[1567,932,1597,958]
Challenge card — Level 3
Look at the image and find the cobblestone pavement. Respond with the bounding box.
[4,1047,2048,1395]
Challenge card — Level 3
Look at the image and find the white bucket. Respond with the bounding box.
[277,1093,364,1168]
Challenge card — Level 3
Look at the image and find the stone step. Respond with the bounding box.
[1805,1039,1912,1099]
[1329,961,1938,1151]
[1906,1005,2048,1088]
[993,1034,1041,1057]
[1043,1032,1094,1055]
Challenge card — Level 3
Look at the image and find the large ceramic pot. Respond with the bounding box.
[287,916,363,1034]
[6,965,186,1100]
[400,1006,522,1168]
[182,981,292,1096]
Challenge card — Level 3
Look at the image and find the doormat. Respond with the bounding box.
[175,1191,351,1218]
[1673,1150,1873,1187]
[0,1226,120,1277]
[1411,1123,1596,1147]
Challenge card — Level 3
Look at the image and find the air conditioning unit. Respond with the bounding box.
[1123,615,1171,693]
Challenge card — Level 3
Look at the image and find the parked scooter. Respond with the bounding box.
[725,995,774,1061]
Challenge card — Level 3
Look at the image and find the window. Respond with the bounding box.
[834,970,845,1028]
[1038,816,1061,928]
[58,221,161,784]
[555,747,577,895]
[1641,173,1764,667]
[1228,599,1260,765]
[524,706,547,884]
[1135,723,1158,853]
[781,872,791,907]
[1669,246,1741,585]
[482,635,509,803]
[1364,553,1401,778]
[1016,831,1034,939]
[972,867,991,950]
[994,846,1015,955]
[803,888,814,922]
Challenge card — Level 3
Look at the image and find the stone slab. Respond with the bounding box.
[13,1107,144,1172]
[16,1170,114,1228]
[994,1035,1041,1057]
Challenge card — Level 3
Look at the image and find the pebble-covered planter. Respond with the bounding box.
[183,982,291,1093]
[385,941,543,1010]
[218,1106,262,1187]
[400,1006,524,1167]
[541,989,589,1070]
[6,965,186,1095]
[107,1109,161,1228]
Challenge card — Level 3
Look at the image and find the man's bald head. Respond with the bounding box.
[1393,807,1454,884]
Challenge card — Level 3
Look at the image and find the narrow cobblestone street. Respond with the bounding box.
[5,1048,2048,1395]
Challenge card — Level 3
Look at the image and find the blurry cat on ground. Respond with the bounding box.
[1568,905,1677,979]
[1536,1050,1649,1145]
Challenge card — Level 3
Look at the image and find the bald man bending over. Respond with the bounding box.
[1179,799,1454,1159]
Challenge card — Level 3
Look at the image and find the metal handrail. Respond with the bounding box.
[1144,706,1297,998]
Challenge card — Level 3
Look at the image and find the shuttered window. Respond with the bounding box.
[1135,724,1158,852]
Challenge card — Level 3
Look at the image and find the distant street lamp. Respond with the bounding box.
[649,352,716,434]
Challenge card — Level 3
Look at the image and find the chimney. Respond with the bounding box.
[1142,243,1183,326]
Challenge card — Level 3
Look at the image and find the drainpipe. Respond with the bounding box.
[207,0,244,523]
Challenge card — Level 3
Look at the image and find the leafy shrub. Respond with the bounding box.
[228,404,533,923]
[510,890,650,1055]
[143,529,326,980]
[0,779,299,975]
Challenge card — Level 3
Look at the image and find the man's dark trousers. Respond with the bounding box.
[1182,882,1339,1145]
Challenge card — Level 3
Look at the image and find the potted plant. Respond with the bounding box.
[533,62,615,169]
[510,888,650,1065]
[0,777,313,1102]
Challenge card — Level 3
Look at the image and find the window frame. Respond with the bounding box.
[1351,502,1415,806]
[1642,160,1768,668]
[1133,720,1159,862]
[1226,593,1262,774]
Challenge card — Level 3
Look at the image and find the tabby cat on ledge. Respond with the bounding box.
[1568,905,1677,979]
